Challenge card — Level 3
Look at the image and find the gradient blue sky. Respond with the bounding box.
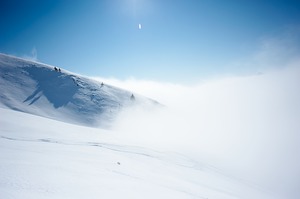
[1,0,300,82]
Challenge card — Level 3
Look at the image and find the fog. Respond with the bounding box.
[94,60,300,198]
[90,29,300,197]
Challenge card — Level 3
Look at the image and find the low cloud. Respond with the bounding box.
[92,26,300,197]
[228,25,300,75]
[103,63,300,198]
[254,26,300,69]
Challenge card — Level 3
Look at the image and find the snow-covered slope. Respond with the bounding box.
[0,107,274,199]
[1,53,295,199]
[0,53,158,127]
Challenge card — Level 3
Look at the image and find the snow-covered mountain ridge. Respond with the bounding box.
[0,53,159,127]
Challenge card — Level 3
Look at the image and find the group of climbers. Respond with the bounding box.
[54,67,61,72]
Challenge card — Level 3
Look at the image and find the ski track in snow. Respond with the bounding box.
[0,134,270,199]
[0,134,213,199]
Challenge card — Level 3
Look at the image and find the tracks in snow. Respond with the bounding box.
[0,134,267,196]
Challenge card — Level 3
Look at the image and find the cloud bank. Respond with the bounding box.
[99,61,300,198]
[92,28,300,197]
[89,26,300,198]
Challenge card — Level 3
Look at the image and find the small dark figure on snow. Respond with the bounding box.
[58,68,61,72]
[54,67,58,71]
[130,94,135,100]
[101,82,104,87]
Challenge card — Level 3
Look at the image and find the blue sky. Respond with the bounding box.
[1,0,300,82]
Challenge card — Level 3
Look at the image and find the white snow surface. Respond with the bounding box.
[1,53,299,198]
[0,108,274,199]
[0,53,158,127]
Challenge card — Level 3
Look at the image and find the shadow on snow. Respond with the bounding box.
[23,66,78,108]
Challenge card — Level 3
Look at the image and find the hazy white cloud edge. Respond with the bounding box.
[227,25,300,76]
[91,30,300,198]
[93,25,300,100]
[94,61,300,198]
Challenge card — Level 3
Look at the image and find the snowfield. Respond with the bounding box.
[1,53,300,198]
[0,108,273,199]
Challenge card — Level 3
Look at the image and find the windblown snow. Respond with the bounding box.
[0,53,299,199]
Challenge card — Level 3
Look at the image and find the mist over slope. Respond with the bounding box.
[0,107,276,199]
[1,52,300,198]
[104,61,300,199]
[0,53,158,127]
